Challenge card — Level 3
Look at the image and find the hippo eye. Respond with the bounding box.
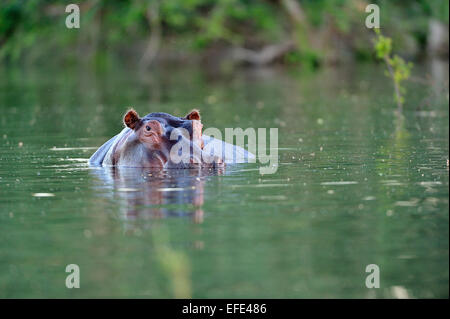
[146,126,151,131]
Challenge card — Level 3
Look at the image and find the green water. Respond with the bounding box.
[0,62,448,298]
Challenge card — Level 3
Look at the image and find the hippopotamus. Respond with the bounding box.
[89,109,254,168]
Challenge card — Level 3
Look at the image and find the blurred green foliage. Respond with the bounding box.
[0,0,448,65]
[374,28,413,108]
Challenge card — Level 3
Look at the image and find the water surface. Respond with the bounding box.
[0,62,448,298]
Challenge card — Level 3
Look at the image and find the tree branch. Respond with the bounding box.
[140,1,161,69]
[230,41,295,66]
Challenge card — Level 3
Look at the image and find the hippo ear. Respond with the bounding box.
[185,109,201,121]
[124,109,141,130]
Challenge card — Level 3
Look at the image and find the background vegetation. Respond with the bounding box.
[0,0,448,69]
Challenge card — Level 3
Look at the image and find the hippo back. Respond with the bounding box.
[89,127,131,166]
[202,135,255,164]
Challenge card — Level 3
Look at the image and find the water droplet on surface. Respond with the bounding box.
[32,193,55,197]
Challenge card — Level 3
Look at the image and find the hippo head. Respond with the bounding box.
[123,108,203,152]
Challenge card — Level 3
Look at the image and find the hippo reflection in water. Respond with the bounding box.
[89,109,255,168]
[90,167,219,226]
